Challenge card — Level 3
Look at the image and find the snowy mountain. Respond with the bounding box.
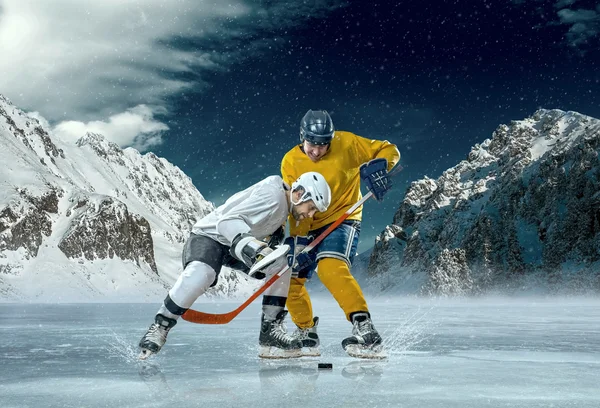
[368,109,600,295]
[0,94,257,301]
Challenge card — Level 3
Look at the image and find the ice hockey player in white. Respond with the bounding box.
[138,172,332,359]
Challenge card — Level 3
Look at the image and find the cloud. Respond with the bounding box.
[556,6,600,46]
[52,105,169,151]
[554,0,578,8]
[0,0,344,150]
[510,1,600,48]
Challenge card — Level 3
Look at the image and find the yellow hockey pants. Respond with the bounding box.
[286,257,369,328]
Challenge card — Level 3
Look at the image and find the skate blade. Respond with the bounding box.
[138,348,155,360]
[259,346,302,359]
[301,347,321,357]
[344,344,388,360]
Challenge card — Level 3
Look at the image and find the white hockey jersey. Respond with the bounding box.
[192,175,289,246]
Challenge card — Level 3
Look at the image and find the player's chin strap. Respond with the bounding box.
[181,163,403,325]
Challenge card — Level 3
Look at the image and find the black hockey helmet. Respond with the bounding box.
[299,110,334,145]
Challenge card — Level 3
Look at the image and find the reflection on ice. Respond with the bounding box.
[1,297,600,408]
[136,358,389,406]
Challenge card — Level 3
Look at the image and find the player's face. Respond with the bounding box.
[291,200,319,221]
[303,141,329,162]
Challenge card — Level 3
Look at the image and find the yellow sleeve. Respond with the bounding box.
[281,151,312,237]
[352,134,401,171]
[281,153,297,187]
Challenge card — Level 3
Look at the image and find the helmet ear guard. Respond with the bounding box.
[300,110,334,145]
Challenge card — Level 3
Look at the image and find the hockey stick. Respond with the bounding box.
[182,164,403,325]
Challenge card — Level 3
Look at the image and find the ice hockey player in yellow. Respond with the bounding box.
[281,109,400,357]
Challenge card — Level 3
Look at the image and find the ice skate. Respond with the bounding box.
[341,312,387,360]
[259,310,302,359]
[292,316,321,357]
[138,314,177,360]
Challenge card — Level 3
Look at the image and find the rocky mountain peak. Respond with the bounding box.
[0,94,224,301]
[76,132,124,162]
[370,109,600,295]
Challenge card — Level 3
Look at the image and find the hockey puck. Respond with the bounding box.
[318,363,333,369]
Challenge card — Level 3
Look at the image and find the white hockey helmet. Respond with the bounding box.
[291,171,331,213]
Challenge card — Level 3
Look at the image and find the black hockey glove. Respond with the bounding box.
[360,158,392,201]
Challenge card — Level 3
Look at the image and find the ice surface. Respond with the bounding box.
[1,297,599,407]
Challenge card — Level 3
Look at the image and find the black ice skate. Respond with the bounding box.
[292,316,321,356]
[138,314,177,360]
[341,312,387,360]
[259,310,302,359]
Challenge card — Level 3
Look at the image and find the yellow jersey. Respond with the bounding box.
[281,131,400,236]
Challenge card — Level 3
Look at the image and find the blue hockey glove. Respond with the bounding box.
[284,236,317,277]
[360,158,392,201]
[294,251,315,272]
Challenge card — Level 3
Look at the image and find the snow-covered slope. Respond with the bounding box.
[0,94,257,301]
[368,109,600,295]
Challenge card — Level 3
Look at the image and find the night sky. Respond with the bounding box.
[153,0,600,251]
[2,0,599,252]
